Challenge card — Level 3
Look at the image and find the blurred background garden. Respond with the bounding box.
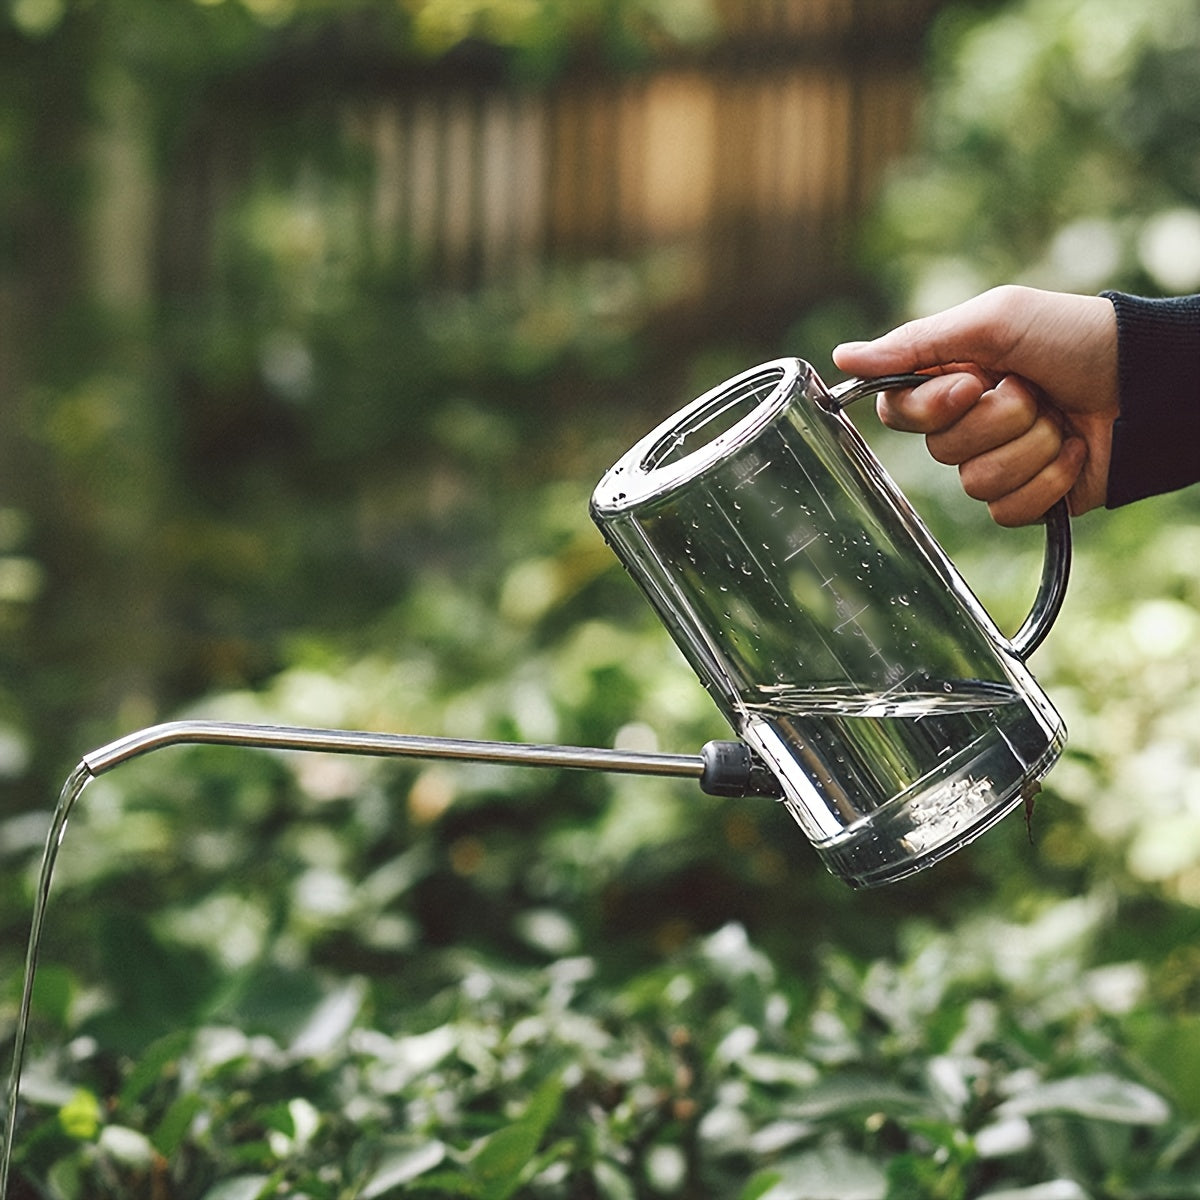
[5,0,1200,1196]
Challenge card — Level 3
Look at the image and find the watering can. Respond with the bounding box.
[67,360,1069,893]
[590,358,1069,888]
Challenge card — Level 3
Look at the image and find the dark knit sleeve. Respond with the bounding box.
[1102,291,1200,508]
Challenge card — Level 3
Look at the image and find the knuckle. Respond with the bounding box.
[970,287,1029,355]
[986,283,1029,308]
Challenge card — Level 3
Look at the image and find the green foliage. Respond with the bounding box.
[3,0,718,74]
[867,0,1200,312]
[6,860,1200,1196]
[7,0,1200,1196]
[6,470,1200,1197]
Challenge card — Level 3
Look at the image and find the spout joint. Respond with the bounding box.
[700,740,784,798]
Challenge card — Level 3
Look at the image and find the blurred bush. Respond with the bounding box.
[866,0,1200,309]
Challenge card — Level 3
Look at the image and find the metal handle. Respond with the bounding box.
[827,372,937,411]
[828,372,1071,660]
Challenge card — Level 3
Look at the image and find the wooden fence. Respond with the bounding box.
[143,0,943,341]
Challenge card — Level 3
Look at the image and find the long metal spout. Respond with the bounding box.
[81,719,707,780]
[80,720,782,797]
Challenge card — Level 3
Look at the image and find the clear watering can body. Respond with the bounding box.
[590,358,1068,888]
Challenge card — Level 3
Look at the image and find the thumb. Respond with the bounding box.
[833,288,1024,378]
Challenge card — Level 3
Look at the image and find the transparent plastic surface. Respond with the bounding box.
[591,359,1065,888]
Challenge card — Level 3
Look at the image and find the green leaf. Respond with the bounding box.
[763,1144,888,1200]
[996,1074,1170,1125]
[289,977,367,1058]
[31,963,77,1028]
[58,1088,102,1141]
[401,1171,482,1196]
[593,1158,636,1200]
[1128,1012,1200,1119]
[216,961,328,1043]
[788,1075,929,1121]
[98,1124,156,1168]
[89,911,218,1050]
[974,1183,1091,1200]
[470,1077,563,1200]
[198,1176,272,1200]
[152,1091,206,1156]
[886,1151,967,1200]
[118,1028,194,1108]
[360,1140,448,1198]
[738,1172,784,1200]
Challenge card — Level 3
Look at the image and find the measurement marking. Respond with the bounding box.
[784,535,818,560]
[834,605,868,632]
[733,457,774,488]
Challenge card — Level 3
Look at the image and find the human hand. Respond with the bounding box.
[832,285,1118,525]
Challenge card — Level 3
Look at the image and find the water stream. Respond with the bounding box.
[2,763,94,1199]
[0,720,706,1195]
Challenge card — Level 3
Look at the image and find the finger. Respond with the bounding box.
[957,415,1064,501]
[874,370,992,434]
[924,376,1041,466]
[985,438,1087,528]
